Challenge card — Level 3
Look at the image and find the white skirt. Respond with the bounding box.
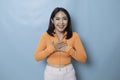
[44,64,76,80]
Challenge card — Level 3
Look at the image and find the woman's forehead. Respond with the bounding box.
[54,11,67,17]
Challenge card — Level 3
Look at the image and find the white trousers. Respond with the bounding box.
[44,64,76,80]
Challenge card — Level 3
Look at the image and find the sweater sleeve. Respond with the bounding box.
[65,32,87,62]
[34,32,56,61]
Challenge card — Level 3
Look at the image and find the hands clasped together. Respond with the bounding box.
[52,41,67,52]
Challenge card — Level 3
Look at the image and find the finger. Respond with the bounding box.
[52,41,55,45]
[64,40,67,43]
[59,43,67,48]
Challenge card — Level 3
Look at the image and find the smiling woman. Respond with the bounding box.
[51,11,68,34]
[34,7,87,80]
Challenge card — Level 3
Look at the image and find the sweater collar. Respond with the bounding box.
[53,30,67,38]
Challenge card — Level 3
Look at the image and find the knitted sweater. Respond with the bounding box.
[34,32,87,65]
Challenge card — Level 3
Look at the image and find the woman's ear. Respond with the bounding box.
[51,19,53,23]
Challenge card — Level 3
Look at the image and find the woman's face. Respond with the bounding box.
[51,11,68,33]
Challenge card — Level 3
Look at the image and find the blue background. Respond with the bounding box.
[0,0,120,80]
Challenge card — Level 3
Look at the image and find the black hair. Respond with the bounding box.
[47,7,73,39]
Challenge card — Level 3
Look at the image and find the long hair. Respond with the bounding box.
[47,7,73,39]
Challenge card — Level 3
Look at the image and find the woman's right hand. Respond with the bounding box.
[52,41,67,51]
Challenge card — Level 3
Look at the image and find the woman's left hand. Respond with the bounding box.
[52,41,67,51]
[58,41,67,52]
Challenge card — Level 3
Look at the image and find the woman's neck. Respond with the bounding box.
[55,31,64,41]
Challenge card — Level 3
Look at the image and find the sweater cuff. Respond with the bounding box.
[47,44,56,53]
[65,46,75,55]
[65,46,73,52]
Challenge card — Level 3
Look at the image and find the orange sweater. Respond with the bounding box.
[34,32,87,65]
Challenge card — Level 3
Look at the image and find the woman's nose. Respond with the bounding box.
[60,19,63,24]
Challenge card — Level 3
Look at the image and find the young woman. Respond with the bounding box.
[34,7,87,80]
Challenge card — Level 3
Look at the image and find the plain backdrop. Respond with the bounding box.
[0,0,120,80]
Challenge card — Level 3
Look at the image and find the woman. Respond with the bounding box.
[34,7,87,80]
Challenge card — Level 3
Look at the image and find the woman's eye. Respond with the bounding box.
[56,18,59,20]
[64,18,67,20]
[54,17,68,20]
[63,17,68,20]
[54,17,60,20]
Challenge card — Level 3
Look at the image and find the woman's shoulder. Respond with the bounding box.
[40,32,50,38]
[72,32,81,39]
[41,32,47,35]
[73,32,79,36]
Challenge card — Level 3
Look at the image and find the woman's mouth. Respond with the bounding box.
[58,25,64,29]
